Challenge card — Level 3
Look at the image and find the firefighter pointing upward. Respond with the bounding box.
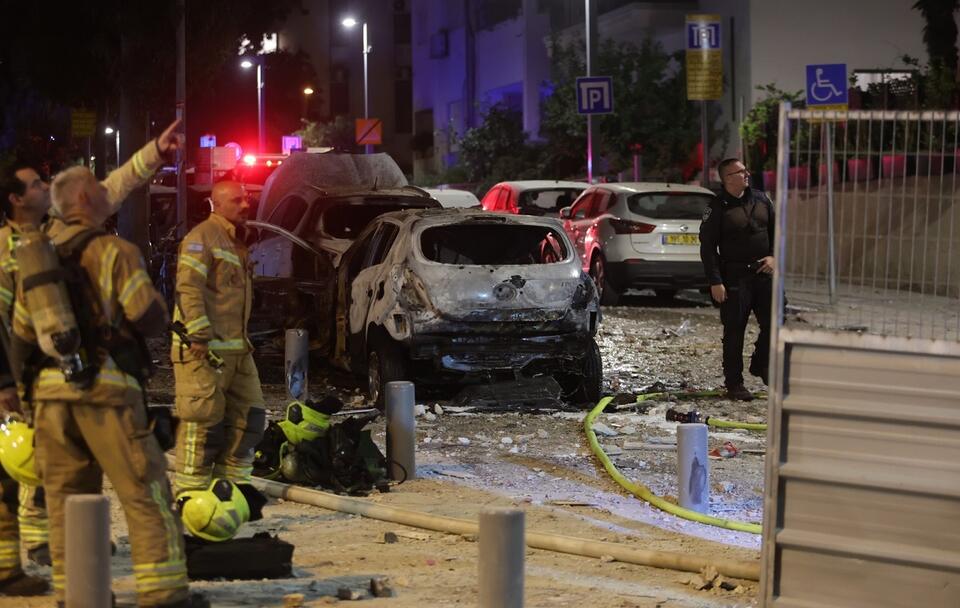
[9,149,199,604]
[172,181,265,514]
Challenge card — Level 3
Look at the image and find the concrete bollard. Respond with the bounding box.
[479,509,524,608]
[677,423,709,514]
[385,381,416,481]
[285,328,309,401]
[65,494,112,608]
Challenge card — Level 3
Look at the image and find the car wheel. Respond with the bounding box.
[367,337,407,410]
[557,339,603,406]
[590,255,620,306]
[654,289,678,300]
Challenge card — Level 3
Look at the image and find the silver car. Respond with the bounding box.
[560,182,716,304]
[332,209,602,407]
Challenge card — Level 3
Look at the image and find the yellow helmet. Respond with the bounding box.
[0,420,39,486]
[177,479,250,542]
[277,400,332,445]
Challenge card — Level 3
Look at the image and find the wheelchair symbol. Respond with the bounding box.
[810,68,842,102]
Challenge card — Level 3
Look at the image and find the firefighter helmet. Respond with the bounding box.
[0,419,40,486]
[277,399,334,445]
[177,479,250,542]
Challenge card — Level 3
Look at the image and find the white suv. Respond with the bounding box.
[559,182,716,304]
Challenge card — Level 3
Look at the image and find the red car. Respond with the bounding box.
[480,180,587,216]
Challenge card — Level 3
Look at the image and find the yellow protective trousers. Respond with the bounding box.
[17,484,47,550]
[0,471,21,581]
[34,400,188,606]
[173,352,265,495]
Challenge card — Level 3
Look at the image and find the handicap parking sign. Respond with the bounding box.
[806,64,848,107]
[576,77,614,115]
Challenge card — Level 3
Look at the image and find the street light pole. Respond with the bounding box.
[257,59,265,152]
[362,21,371,154]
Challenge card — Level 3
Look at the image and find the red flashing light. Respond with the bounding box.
[243,154,256,166]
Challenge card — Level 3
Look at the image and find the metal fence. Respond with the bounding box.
[773,107,960,341]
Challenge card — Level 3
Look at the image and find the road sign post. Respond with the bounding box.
[355,118,382,148]
[576,76,613,184]
[685,14,722,187]
[805,63,847,305]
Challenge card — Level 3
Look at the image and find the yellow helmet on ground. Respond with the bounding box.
[0,420,39,486]
[177,479,250,542]
[277,400,333,445]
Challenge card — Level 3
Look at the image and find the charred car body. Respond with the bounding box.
[332,209,602,406]
[248,153,440,346]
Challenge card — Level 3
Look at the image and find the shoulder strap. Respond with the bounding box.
[56,226,107,261]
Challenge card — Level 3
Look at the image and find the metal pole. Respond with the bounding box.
[701,101,709,187]
[385,381,416,481]
[65,495,111,608]
[478,509,524,608]
[825,121,837,303]
[677,423,709,513]
[85,137,91,168]
[633,152,639,181]
[257,61,265,152]
[363,22,372,154]
[116,131,120,168]
[584,0,594,183]
[176,0,187,239]
[284,328,309,401]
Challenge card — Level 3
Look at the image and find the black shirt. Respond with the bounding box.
[699,187,775,285]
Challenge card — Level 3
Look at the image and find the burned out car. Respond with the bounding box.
[249,153,440,346]
[332,209,603,406]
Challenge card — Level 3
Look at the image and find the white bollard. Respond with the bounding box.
[385,381,416,481]
[479,508,524,608]
[65,494,112,608]
[677,423,709,514]
[285,328,309,401]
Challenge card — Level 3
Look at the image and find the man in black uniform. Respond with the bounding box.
[699,158,775,401]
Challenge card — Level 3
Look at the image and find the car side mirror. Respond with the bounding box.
[559,206,572,219]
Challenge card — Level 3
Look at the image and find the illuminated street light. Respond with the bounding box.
[240,56,265,151]
[104,126,115,135]
[303,87,314,96]
[342,16,372,153]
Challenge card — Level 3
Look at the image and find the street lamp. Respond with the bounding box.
[105,126,119,169]
[342,16,372,153]
[240,56,265,152]
[302,87,314,121]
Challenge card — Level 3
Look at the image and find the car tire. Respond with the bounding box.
[367,336,407,410]
[590,254,620,306]
[654,289,678,300]
[558,339,603,406]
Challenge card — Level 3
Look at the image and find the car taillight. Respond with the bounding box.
[243,154,256,166]
[609,218,656,234]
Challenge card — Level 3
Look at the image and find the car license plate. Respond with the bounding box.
[663,234,699,245]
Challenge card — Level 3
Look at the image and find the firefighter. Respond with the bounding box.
[9,148,205,606]
[172,180,266,510]
[0,120,184,597]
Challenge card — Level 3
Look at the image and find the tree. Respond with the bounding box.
[911,0,960,107]
[540,36,726,181]
[295,116,356,152]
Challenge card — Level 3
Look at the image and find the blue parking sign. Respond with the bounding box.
[806,64,848,107]
[576,77,614,114]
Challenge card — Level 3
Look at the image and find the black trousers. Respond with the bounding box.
[720,272,772,387]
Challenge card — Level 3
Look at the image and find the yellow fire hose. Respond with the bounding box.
[586,396,763,535]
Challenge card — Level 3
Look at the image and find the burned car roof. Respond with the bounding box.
[258,152,410,222]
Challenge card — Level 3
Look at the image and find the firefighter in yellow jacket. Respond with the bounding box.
[9,135,200,605]
[172,180,265,501]
[0,130,176,594]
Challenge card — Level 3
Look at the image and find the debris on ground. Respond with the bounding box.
[709,441,740,459]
